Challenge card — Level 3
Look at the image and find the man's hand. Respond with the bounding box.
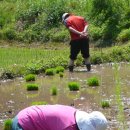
[80,32,88,38]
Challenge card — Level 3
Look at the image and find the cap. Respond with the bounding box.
[62,13,69,22]
[75,111,108,130]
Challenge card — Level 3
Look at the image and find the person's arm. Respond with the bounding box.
[68,26,82,35]
[83,25,89,33]
[68,26,86,37]
[82,24,89,37]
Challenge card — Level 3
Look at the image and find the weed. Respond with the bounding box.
[3,29,16,40]
[117,28,130,42]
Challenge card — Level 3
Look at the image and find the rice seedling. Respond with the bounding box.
[50,86,58,95]
[26,84,39,91]
[27,93,38,98]
[87,76,100,86]
[55,66,65,73]
[31,101,48,105]
[0,47,69,70]
[24,74,36,82]
[101,100,110,108]
[45,68,55,76]
[114,63,126,129]
[4,119,12,130]
[68,82,80,91]
[59,72,64,77]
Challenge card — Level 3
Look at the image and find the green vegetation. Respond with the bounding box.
[55,66,65,73]
[0,43,130,79]
[45,66,65,76]
[0,46,68,69]
[91,45,130,64]
[4,119,12,130]
[25,74,36,82]
[0,0,130,44]
[32,101,48,105]
[50,86,58,95]
[59,72,64,78]
[45,68,55,76]
[114,63,126,128]
[68,82,80,91]
[87,76,100,86]
[101,100,110,108]
[26,84,39,91]
[0,0,130,80]
[0,46,69,79]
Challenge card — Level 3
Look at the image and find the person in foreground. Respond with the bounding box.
[62,13,91,72]
[4,104,108,130]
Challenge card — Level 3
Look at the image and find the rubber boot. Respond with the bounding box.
[84,57,91,71]
[68,59,74,72]
[86,64,91,71]
[68,66,74,72]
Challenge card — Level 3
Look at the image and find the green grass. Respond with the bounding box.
[68,82,80,91]
[0,46,69,69]
[1,43,130,70]
[1,43,130,78]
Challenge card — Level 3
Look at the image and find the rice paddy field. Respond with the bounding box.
[0,43,69,69]
[0,63,130,130]
[0,44,130,130]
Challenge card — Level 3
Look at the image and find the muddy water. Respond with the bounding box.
[0,63,130,130]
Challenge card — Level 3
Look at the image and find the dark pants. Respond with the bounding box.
[69,38,90,60]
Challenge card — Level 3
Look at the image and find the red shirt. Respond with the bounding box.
[65,15,88,40]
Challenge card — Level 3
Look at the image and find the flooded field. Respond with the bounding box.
[0,63,130,130]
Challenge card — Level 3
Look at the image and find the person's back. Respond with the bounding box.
[17,105,76,130]
[5,104,108,130]
[65,15,88,40]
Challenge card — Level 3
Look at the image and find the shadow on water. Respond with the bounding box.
[0,63,130,129]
